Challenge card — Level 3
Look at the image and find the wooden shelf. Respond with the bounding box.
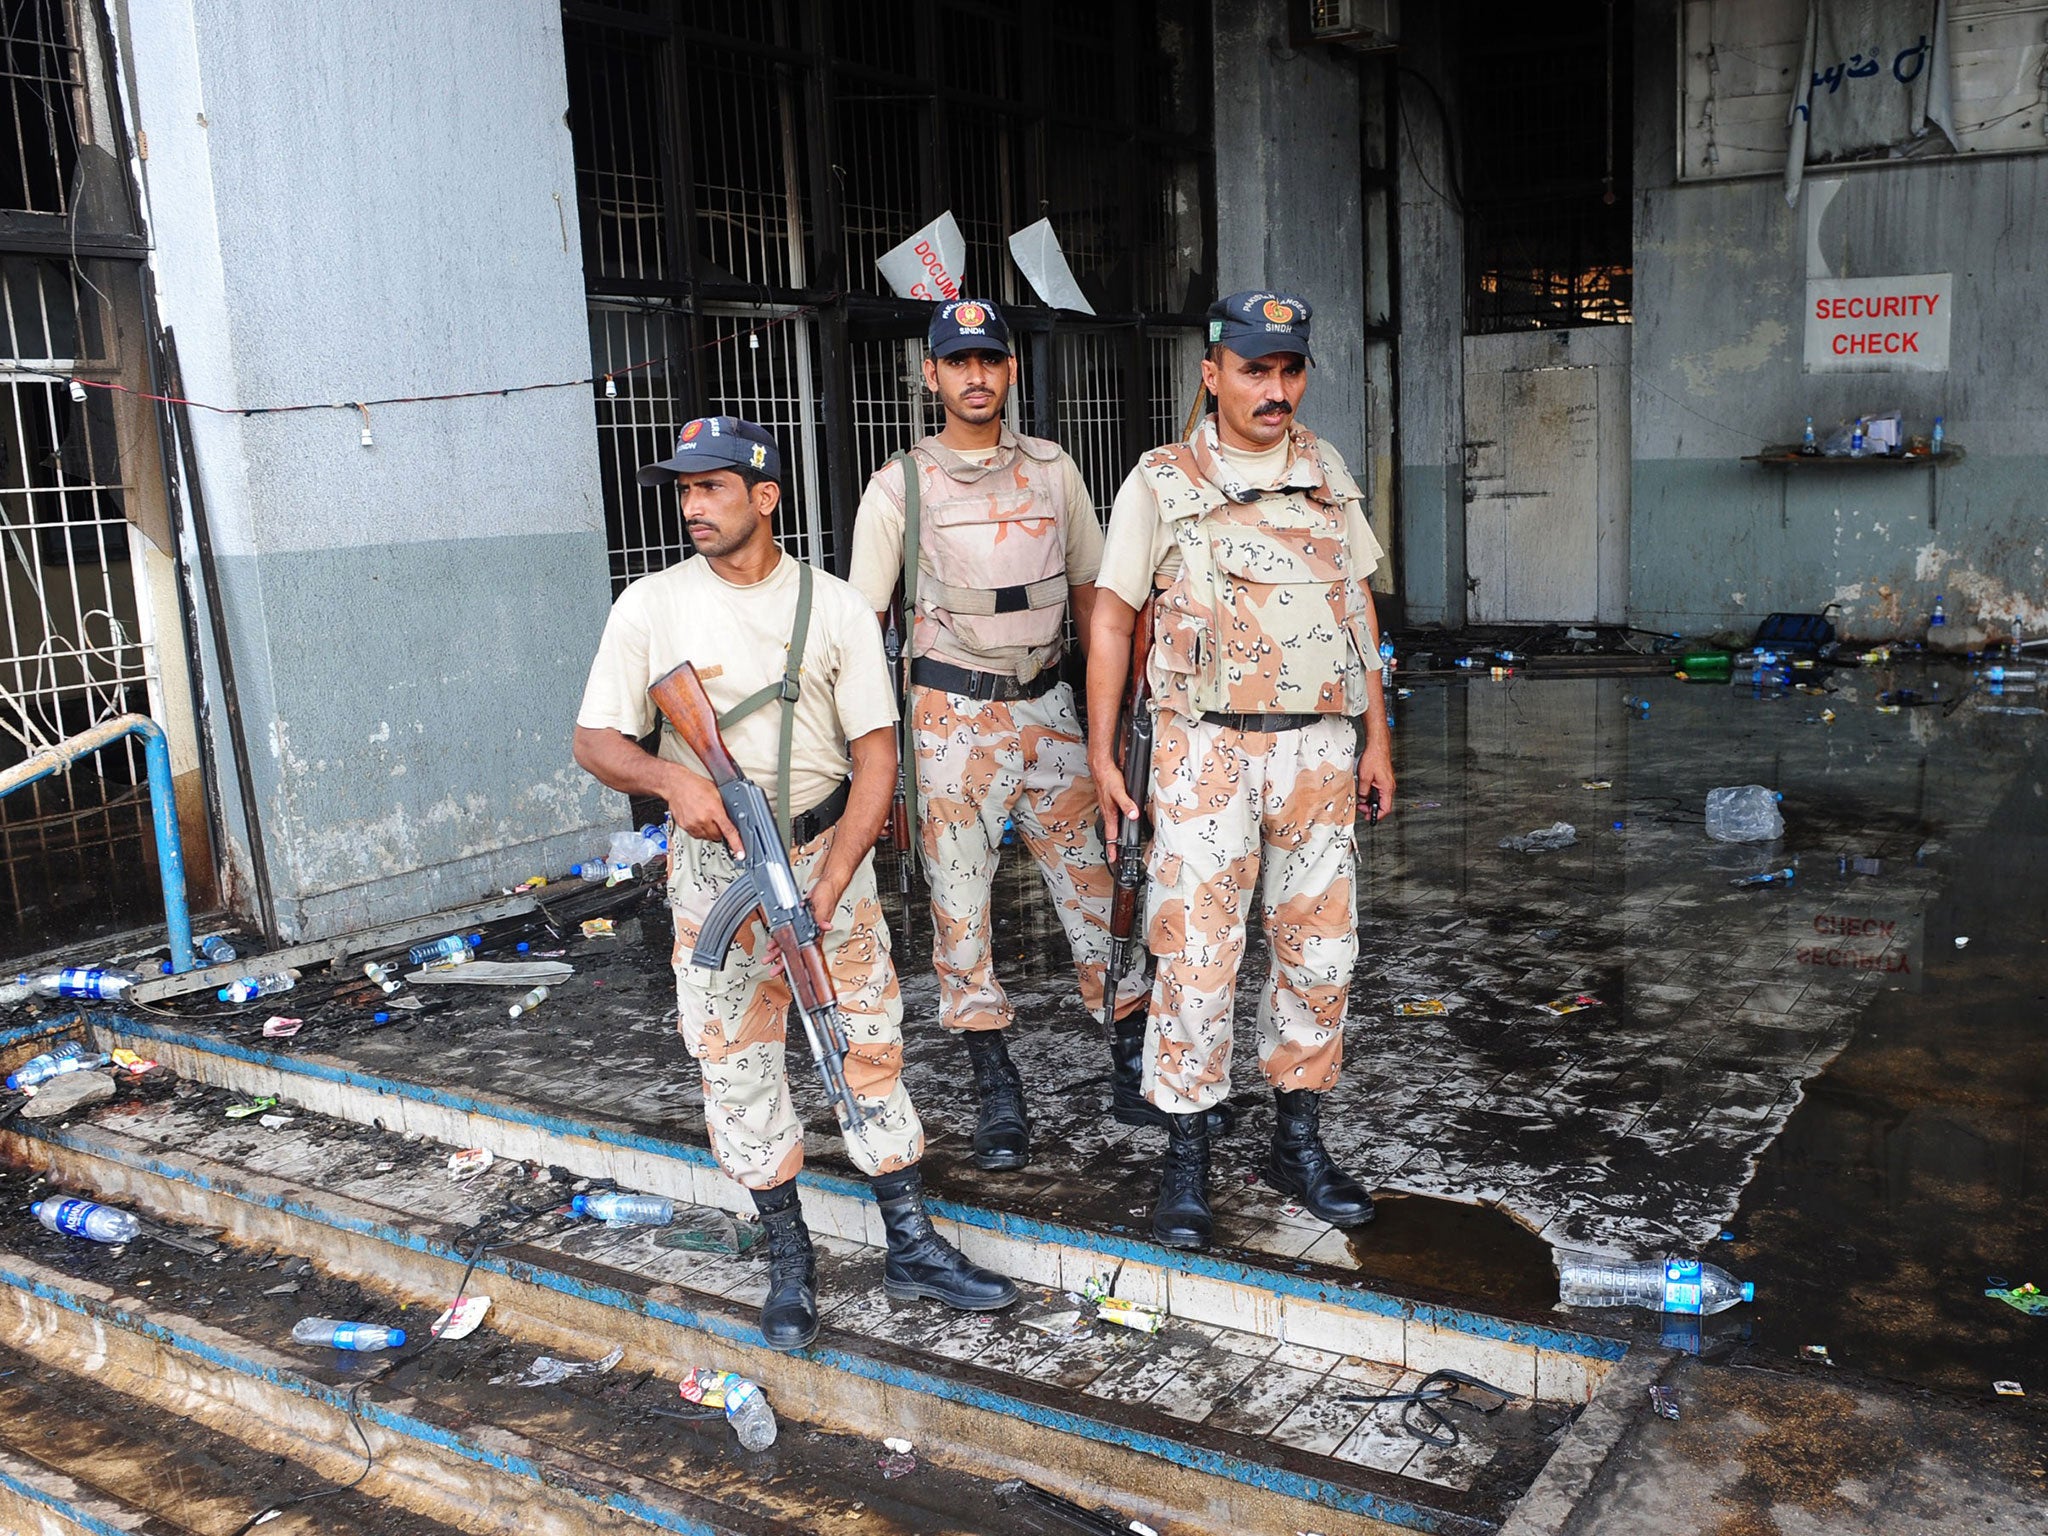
[1745,445,1964,467]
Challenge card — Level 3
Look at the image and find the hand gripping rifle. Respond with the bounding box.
[1101,600,1155,1044]
[647,661,870,1138]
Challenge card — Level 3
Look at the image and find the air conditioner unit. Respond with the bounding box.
[1309,0,1399,51]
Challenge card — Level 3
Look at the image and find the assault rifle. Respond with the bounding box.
[647,661,870,1138]
[1101,599,1155,1044]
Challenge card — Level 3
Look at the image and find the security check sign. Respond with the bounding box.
[1804,273,1950,373]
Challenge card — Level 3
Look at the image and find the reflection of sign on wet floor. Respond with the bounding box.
[1793,907,1923,992]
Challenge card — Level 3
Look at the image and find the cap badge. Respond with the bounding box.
[681,419,704,442]
[749,443,767,469]
[1262,299,1295,324]
[954,302,987,328]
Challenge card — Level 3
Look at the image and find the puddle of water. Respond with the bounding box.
[1345,1193,1559,1313]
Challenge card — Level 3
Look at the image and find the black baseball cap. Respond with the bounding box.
[928,298,1011,359]
[1207,290,1315,362]
[637,416,783,487]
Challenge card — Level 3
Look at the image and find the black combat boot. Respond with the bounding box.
[1151,1111,1213,1249]
[1265,1088,1375,1227]
[870,1166,1018,1310]
[1109,1014,1237,1136]
[963,1030,1030,1171]
[750,1181,819,1350]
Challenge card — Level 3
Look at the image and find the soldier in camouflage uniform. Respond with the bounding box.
[1087,291,1395,1250]
[851,299,1171,1173]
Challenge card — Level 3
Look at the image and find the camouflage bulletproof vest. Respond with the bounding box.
[1138,423,1373,718]
[903,430,1069,670]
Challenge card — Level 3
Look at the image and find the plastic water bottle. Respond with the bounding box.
[291,1317,406,1351]
[19,968,142,1002]
[7,1043,109,1091]
[1801,415,1817,454]
[508,985,549,1019]
[1378,638,1396,728]
[571,1191,673,1226]
[33,1198,141,1245]
[679,1368,777,1451]
[1931,414,1944,456]
[407,933,481,966]
[637,822,669,853]
[194,933,238,965]
[1850,418,1866,457]
[1558,1256,1753,1315]
[1929,594,1946,634]
[218,969,299,1005]
[610,828,665,867]
[363,961,403,994]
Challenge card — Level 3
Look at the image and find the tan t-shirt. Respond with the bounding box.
[847,436,1105,675]
[1096,434,1383,606]
[576,552,897,820]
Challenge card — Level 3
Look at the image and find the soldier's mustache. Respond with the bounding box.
[1254,402,1291,417]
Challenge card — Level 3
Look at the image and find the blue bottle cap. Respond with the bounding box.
[570,1194,591,1216]
[373,1011,390,1024]
[516,941,529,953]
[1739,1282,1755,1302]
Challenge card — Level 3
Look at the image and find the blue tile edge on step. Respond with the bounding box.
[0,1258,731,1536]
[0,1462,137,1536]
[8,1119,1495,1536]
[78,1010,1627,1366]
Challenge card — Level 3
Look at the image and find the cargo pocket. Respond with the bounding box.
[1145,849,1186,958]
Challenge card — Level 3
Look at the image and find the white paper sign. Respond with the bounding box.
[1804,272,1951,372]
[877,212,966,303]
[1007,219,1095,315]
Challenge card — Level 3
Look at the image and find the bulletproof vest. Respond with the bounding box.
[902,431,1070,666]
[1138,425,1373,718]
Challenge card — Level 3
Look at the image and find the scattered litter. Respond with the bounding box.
[1395,998,1448,1016]
[373,1161,394,1173]
[32,1198,138,1243]
[223,1097,279,1120]
[1499,822,1577,853]
[408,960,573,987]
[261,1016,303,1038]
[1083,1276,1164,1334]
[1954,936,1970,948]
[1021,1308,1086,1337]
[877,1443,918,1479]
[262,1281,301,1296]
[1580,779,1612,790]
[496,1343,624,1387]
[447,1147,494,1179]
[680,1368,777,1449]
[256,1113,294,1129]
[430,1294,492,1340]
[1541,995,1601,1016]
[1730,867,1796,888]
[1821,709,1836,723]
[293,1317,405,1351]
[581,918,616,940]
[1993,1380,2025,1397]
[1986,1282,2047,1317]
[1802,1344,1834,1366]
[1648,1385,1680,1421]
[21,1071,115,1119]
[883,1436,913,1455]
[1705,785,1783,843]
[653,1206,761,1255]
[1837,855,1882,877]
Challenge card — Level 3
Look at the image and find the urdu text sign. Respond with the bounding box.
[1804,274,1950,373]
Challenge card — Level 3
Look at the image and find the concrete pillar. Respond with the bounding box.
[117,0,618,939]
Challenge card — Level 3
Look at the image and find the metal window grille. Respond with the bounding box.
[2,0,80,216]
[563,0,1214,590]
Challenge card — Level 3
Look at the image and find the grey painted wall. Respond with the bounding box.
[1211,0,1370,478]
[1631,0,2048,645]
[121,0,619,938]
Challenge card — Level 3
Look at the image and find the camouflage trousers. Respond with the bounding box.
[1143,712,1359,1113]
[671,828,923,1190]
[911,679,1150,1033]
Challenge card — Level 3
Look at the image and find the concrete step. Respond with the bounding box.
[42,1007,1627,1409]
[0,1338,468,1536]
[0,1165,1051,1536]
[0,1077,1584,1536]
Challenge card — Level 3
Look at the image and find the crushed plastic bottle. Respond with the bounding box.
[194,933,238,965]
[362,961,404,994]
[407,933,481,966]
[16,968,143,1002]
[571,1190,673,1226]
[1730,866,1796,888]
[610,828,666,867]
[1705,785,1783,843]
[1558,1256,1753,1316]
[7,1042,110,1091]
[292,1317,406,1351]
[33,1197,140,1245]
[680,1367,777,1451]
[217,969,300,1005]
[573,859,609,884]
[1498,822,1577,854]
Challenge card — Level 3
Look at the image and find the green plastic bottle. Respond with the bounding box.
[1677,651,1733,681]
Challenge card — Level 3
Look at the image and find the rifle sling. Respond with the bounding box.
[893,450,920,827]
[715,557,813,846]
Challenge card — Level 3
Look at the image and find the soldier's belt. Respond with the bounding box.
[1199,710,1328,734]
[926,574,1066,616]
[789,778,852,844]
[911,657,1061,703]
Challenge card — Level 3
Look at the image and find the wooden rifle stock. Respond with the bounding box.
[1101,599,1155,1041]
[648,663,739,783]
